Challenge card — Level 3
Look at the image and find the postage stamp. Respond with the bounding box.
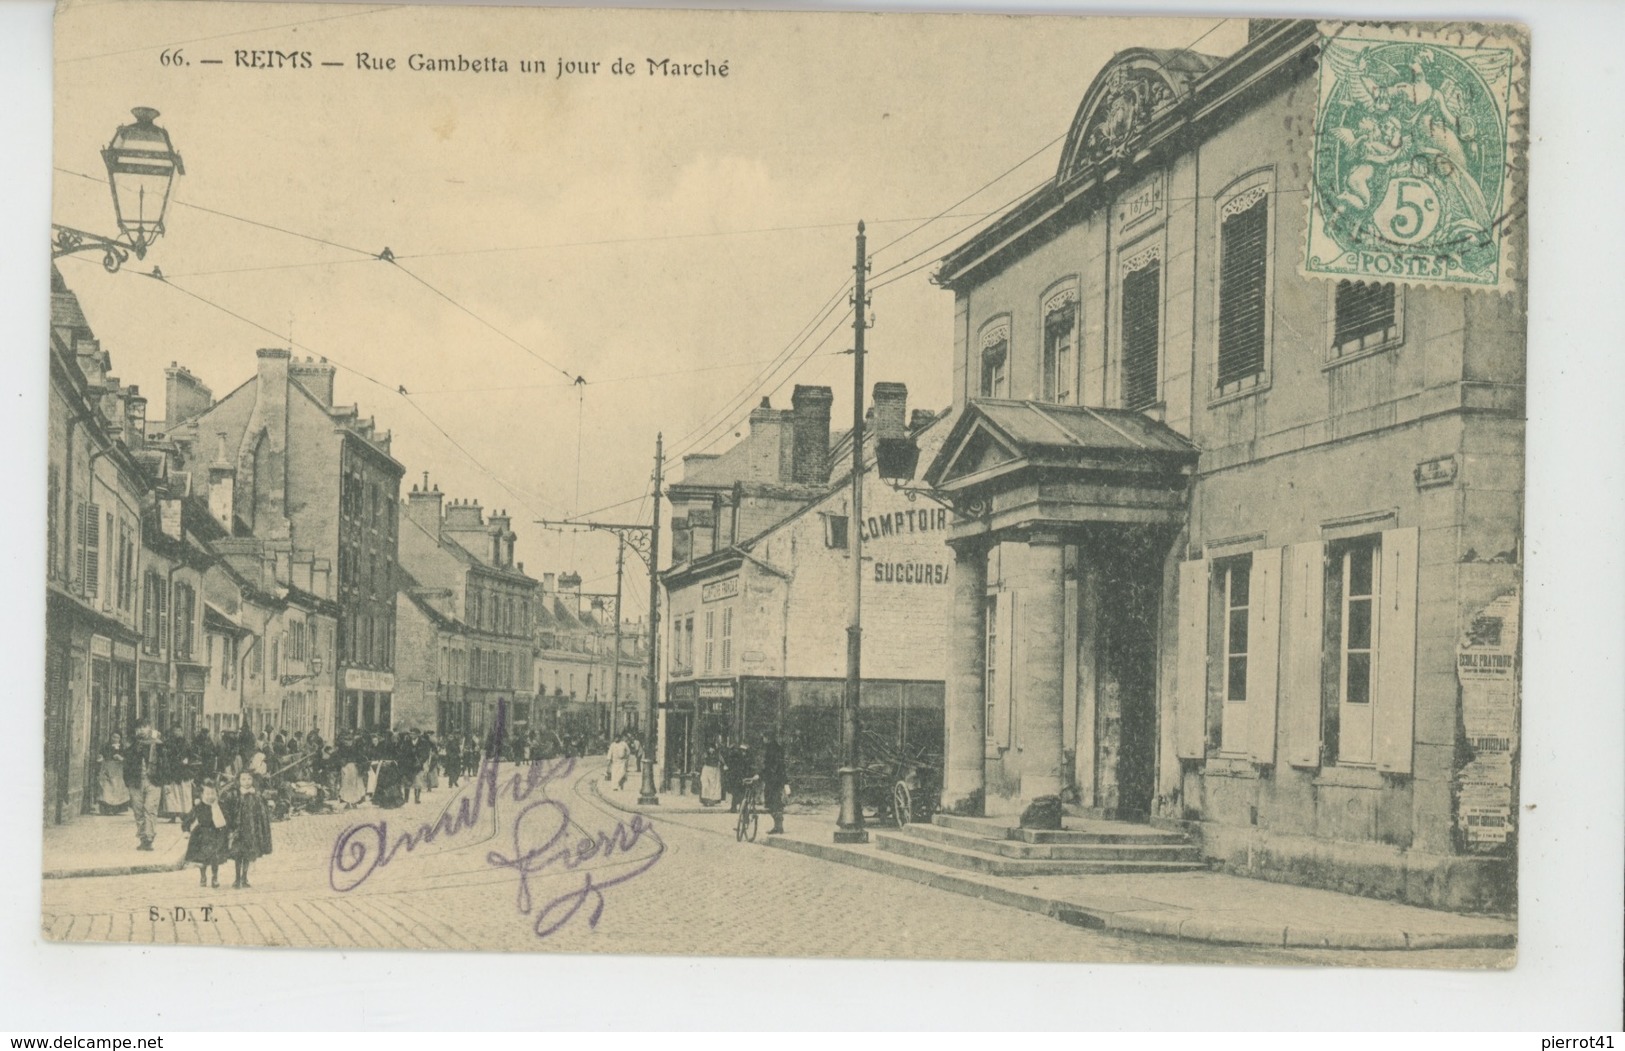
[1303,23,1526,292]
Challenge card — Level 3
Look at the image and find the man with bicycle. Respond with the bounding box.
[761,731,787,836]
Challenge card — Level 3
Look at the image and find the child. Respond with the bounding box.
[185,780,229,888]
[221,770,273,889]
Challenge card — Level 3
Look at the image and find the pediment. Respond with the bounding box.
[1056,48,1223,183]
[928,415,1024,489]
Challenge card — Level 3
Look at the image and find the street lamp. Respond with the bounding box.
[53,107,184,271]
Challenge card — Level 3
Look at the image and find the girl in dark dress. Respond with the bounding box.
[185,780,229,888]
[222,770,273,889]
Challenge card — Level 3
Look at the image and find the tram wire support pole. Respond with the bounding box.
[835,222,870,844]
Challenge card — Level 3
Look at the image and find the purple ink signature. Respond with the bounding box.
[328,705,664,938]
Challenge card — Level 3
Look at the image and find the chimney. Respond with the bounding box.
[790,384,833,485]
[288,356,336,406]
[292,552,314,594]
[208,431,236,532]
[872,382,908,441]
[488,509,513,567]
[910,409,936,432]
[689,506,716,560]
[443,497,485,533]
[405,473,444,538]
[165,363,214,426]
[312,558,331,599]
[543,572,556,594]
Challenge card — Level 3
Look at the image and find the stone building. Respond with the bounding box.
[919,20,1523,909]
[160,349,404,732]
[396,479,538,735]
[660,383,949,792]
[531,572,648,742]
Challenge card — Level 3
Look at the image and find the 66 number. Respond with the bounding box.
[159,48,186,66]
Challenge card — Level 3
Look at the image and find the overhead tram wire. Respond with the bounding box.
[128,267,567,521]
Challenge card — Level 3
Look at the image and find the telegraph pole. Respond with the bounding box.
[835,222,870,844]
[638,435,664,805]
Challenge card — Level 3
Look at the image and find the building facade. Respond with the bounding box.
[922,21,1523,909]
[532,573,648,741]
[396,481,538,735]
[162,349,404,732]
[661,383,950,791]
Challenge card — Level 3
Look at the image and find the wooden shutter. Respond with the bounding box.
[1284,541,1325,768]
[1175,558,1209,759]
[1334,280,1396,347]
[1121,261,1161,410]
[994,592,1015,748]
[1218,196,1269,385]
[84,502,101,601]
[1375,526,1419,773]
[1247,547,1283,765]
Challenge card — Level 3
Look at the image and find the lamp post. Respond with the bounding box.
[53,107,184,272]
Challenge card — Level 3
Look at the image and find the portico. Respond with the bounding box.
[926,399,1196,819]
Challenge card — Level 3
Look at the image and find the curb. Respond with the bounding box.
[43,854,189,880]
[593,779,1513,952]
[589,779,825,817]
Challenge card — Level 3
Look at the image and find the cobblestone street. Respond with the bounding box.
[41,762,1504,967]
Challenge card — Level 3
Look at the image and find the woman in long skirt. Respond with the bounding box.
[699,740,724,807]
[97,734,130,814]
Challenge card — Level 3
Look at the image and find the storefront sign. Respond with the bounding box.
[873,561,949,586]
[701,576,739,603]
[1455,590,1519,849]
[664,682,697,710]
[343,667,395,692]
[90,635,112,658]
[858,506,948,543]
[113,640,136,662]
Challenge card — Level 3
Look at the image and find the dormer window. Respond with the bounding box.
[978,320,1010,398]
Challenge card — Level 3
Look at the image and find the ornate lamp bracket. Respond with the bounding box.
[51,224,143,272]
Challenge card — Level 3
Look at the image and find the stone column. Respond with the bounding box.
[1016,531,1068,806]
[941,537,987,814]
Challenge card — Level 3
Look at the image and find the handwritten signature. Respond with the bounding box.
[328,707,663,938]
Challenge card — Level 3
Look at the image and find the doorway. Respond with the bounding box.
[1093,530,1162,822]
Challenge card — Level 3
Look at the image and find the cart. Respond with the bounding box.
[857,732,942,828]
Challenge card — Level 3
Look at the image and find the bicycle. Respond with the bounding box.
[735,775,762,842]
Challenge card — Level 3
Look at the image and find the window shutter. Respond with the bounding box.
[994,592,1015,749]
[1175,558,1209,759]
[1122,261,1161,410]
[1334,281,1396,347]
[74,503,86,595]
[1217,196,1269,386]
[1247,547,1283,765]
[1284,541,1325,767]
[159,582,170,653]
[84,503,101,601]
[1375,526,1419,774]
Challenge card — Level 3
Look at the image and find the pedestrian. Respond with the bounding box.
[607,733,631,790]
[221,770,272,889]
[185,780,229,888]
[412,730,437,803]
[699,738,724,807]
[158,721,196,832]
[96,732,130,815]
[126,718,163,851]
[760,732,787,835]
[444,732,463,788]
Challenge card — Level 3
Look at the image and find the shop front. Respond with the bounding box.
[341,666,395,731]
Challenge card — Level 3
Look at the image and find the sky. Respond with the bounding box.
[51,0,1248,612]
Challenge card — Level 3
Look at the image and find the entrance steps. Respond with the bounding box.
[872,812,1206,877]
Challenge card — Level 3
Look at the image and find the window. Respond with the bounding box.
[1326,536,1380,765]
[978,321,1009,398]
[704,611,715,673]
[672,619,686,673]
[1217,186,1270,390]
[685,615,695,671]
[721,606,733,673]
[271,639,281,679]
[1332,280,1399,356]
[1121,249,1161,410]
[1041,291,1077,404]
[47,466,59,580]
[171,583,192,660]
[1218,558,1251,753]
[823,514,849,550]
[81,501,102,600]
[983,595,999,739]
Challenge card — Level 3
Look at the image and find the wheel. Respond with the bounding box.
[737,794,757,842]
[892,782,912,827]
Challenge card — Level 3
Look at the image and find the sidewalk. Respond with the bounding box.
[594,783,1515,952]
[591,772,830,816]
[42,812,190,879]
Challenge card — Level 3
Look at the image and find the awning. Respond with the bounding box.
[203,604,254,638]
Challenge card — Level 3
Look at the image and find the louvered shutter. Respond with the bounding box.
[1121,262,1161,410]
[1247,547,1283,765]
[84,503,101,601]
[159,581,170,654]
[1334,280,1396,347]
[1284,541,1325,767]
[1176,558,1209,759]
[1218,196,1268,386]
[1375,526,1419,773]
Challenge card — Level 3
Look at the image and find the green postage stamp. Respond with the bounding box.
[1304,23,1526,293]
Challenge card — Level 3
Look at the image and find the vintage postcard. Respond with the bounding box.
[43,1,1527,966]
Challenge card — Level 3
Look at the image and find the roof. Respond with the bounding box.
[925,399,1197,491]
